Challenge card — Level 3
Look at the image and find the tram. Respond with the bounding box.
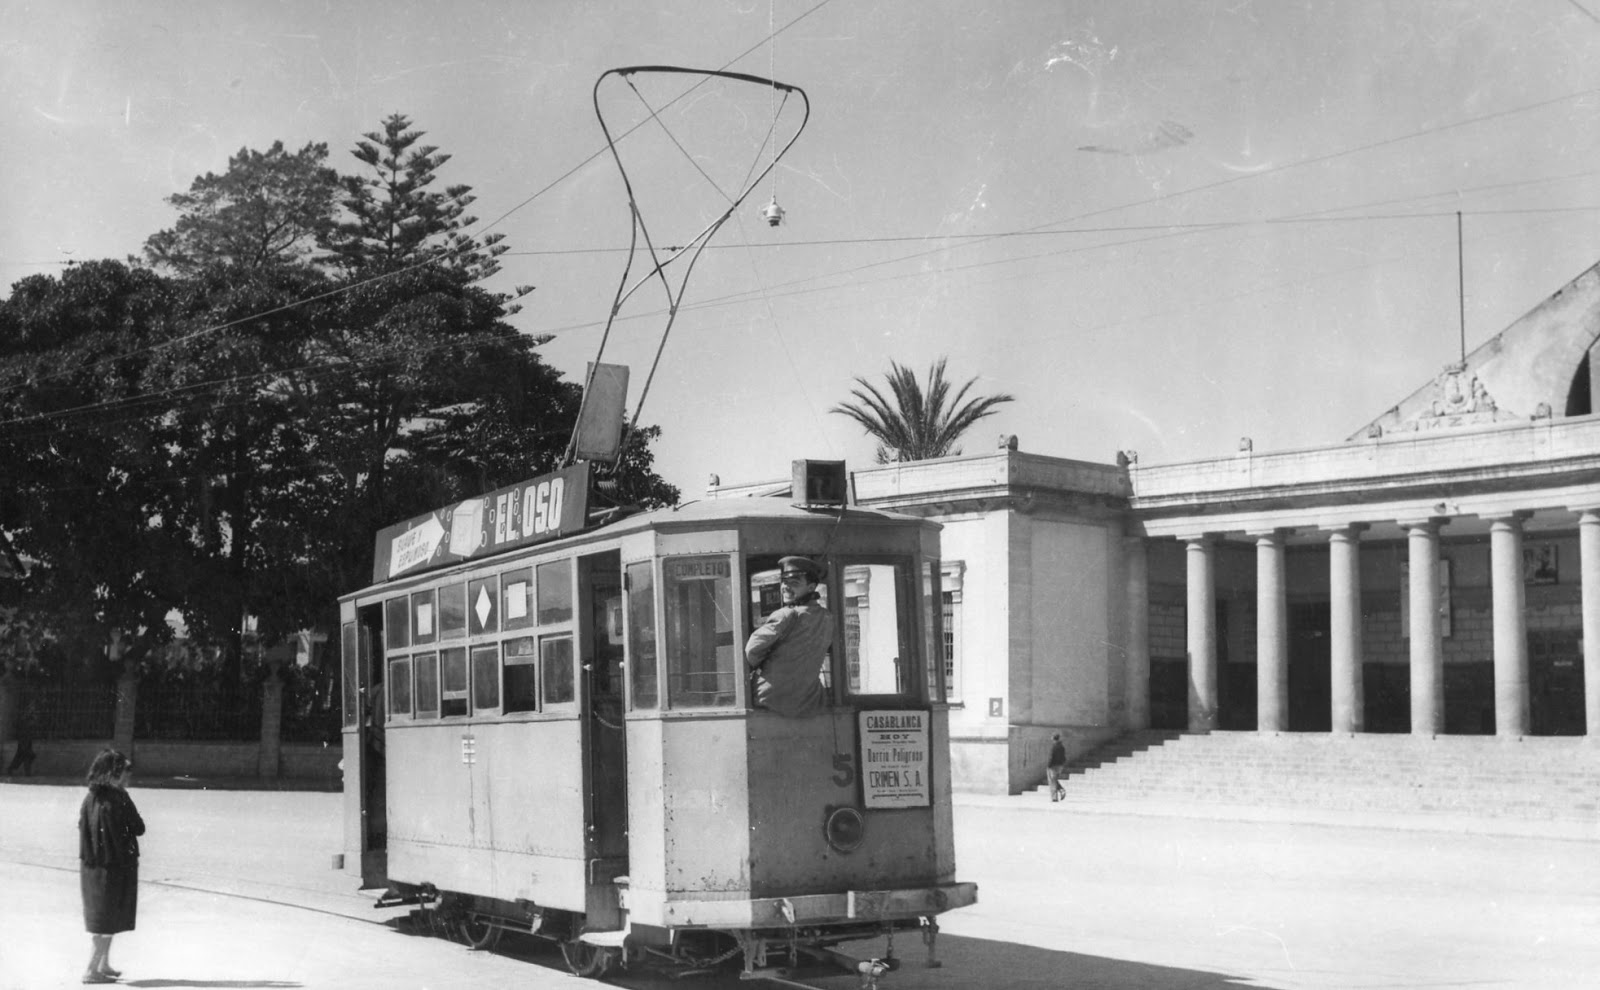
[338,460,976,983]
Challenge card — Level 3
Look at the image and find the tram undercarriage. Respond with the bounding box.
[377,880,971,987]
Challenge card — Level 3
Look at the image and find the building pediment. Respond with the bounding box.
[1352,262,1600,439]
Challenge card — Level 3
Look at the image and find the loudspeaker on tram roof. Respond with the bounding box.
[792,459,849,509]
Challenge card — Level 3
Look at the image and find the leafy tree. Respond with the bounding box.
[1,114,680,689]
[139,263,339,680]
[143,141,341,274]
[832,357,1015,463]
[0,261,193,675]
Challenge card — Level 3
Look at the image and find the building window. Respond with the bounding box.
[942,561,965,703]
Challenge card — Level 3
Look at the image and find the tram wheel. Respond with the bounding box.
[458,914,503,951]
[560,939,618,979]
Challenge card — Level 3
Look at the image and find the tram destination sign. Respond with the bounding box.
[858,710,932,809]
[372,463,592,583]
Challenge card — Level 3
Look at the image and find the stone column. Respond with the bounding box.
[1404,519,1445,736]
[1580,509,1600,738]
[1489,513,1531,738]
[1253,529,1290,733]
[1185,535,1218,731]
[1327,524,1367,733]
[1124,536,1151,731]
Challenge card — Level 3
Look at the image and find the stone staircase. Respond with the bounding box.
[1053,730,1600,825]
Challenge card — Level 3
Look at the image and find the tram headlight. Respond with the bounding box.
[823,805,866,853]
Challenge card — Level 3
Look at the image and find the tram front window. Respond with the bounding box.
[841,560,917,700]
[663,555,736,709]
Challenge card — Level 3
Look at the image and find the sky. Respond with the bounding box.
[6,0,1600,497]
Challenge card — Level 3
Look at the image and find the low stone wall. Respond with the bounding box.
[1,738,340,786]
[280,742,343,783]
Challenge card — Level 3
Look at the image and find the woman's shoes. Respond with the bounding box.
[101,968,122,979]
[81,974,117,984]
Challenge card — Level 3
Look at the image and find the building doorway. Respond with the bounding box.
[1288,601,1331,732]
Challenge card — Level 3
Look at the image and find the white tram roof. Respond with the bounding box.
[346,497,936,601]
[601,496,934,532]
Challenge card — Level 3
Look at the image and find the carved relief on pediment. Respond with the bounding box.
[1398,363,1518,432]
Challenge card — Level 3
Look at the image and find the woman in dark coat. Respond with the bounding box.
[79,748,144,984]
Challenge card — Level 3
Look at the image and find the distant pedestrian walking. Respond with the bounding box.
[1046,732,1067,802]
[79,748,144,984]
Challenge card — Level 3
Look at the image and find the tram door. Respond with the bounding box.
[356,603,387,888]
[579,550,628,927]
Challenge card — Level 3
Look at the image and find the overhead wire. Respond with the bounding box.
[5,188,1594,439]
[3,27,1598,430]
[0,0,839,403]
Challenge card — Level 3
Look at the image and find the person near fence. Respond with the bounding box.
[78,748,144,984]
[7,699,37,775]
[1046,732,1067,802]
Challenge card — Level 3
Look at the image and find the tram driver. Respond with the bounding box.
[745,555,832,717]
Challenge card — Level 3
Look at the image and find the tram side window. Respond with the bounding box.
[541,634,575,706]
[503,567,534,630]
[438,583,467,640]
[504,636,539,713]
[537,559,573,624]
[388,656,413,718]
[440,647,468,717]
[411,590,436,645]
[841,559,917,701]
[468,576,499,635]
[472,644,501,713]
[663,555,736,709]
[414,652,440,717]
[385,597,410,650]
[626,561,658,710]
[341,622,359,728]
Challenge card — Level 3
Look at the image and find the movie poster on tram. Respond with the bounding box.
[858,710,932,808]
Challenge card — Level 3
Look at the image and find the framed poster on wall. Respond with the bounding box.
[1523,544,1558,585]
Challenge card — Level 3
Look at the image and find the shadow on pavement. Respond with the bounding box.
[124,982,302,988]
[381,917,1268,990]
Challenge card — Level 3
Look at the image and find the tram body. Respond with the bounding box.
[339,468,974,978]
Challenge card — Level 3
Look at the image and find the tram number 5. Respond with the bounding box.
[831,752,855,788]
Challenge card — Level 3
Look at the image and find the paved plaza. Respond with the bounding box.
[1,778,1597,989]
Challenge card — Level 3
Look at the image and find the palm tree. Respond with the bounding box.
[831,358,1015,463]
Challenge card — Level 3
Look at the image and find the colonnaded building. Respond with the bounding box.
[714,261,1600,795]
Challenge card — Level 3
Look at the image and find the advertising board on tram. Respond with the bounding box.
[859,709,932,808]
[371,463,592,582]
